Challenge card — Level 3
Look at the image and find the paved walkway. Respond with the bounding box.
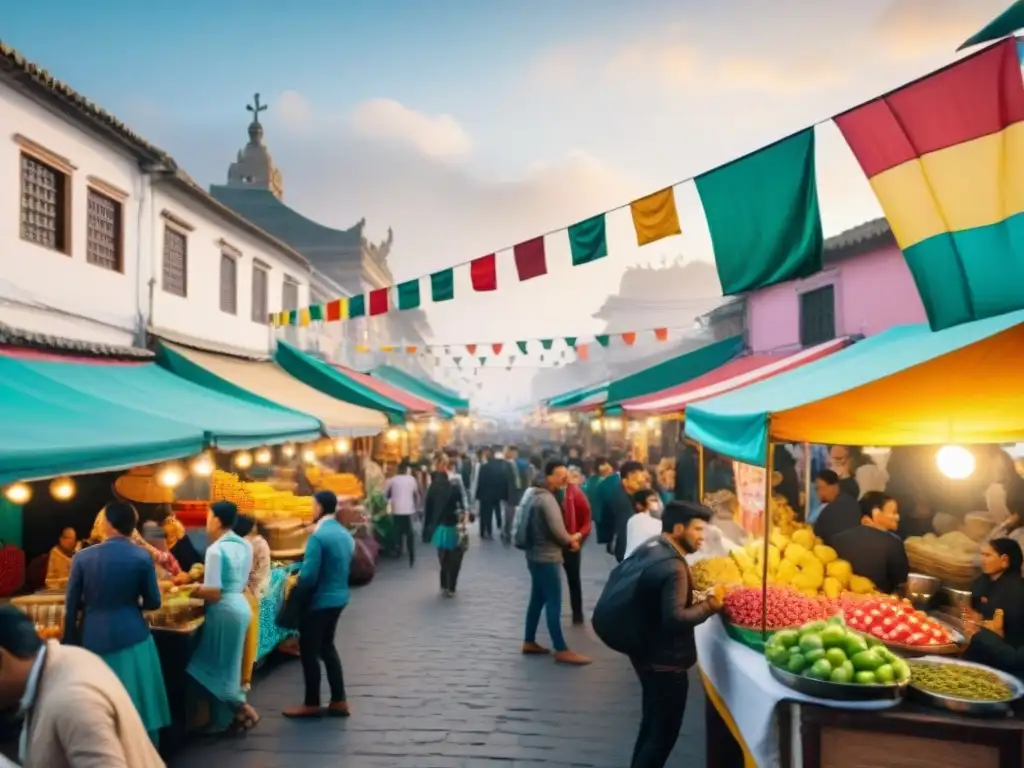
[169,529,706,767]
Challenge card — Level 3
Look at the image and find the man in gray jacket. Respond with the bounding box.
[521,459,591,666]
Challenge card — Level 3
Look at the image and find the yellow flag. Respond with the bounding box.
[339,297,349,320]
[299,308,311,327]
[630,187,682,246]
[355,343,370,353]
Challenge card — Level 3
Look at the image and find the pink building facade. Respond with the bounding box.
[746,219,928,354]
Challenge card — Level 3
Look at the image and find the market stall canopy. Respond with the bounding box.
[332,364,449,418]
[620,338,852,415]
[0,350,321,484]
[157,342,386,436]
[273,341,408,424]
[684,310,1024,466]
[545,380,609,411]
[369,365,470,413]
[604,335,745,409]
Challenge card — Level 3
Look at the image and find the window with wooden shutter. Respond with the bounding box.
[86,189,122,271]
[251,264,268,323]
[162,227,188,296]
[20,153,70,254]
[799,285,836,347]
[220,252,238,314]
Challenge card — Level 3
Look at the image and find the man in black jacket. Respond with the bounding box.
[629,501,722,768]
[607,461,649,562]
[475,449,510,540]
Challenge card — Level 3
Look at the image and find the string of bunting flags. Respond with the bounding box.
[269,38,1024,336]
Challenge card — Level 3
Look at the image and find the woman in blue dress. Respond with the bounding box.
[187,501,260,734]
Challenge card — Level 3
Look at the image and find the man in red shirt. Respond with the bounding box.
[562,461,593,625]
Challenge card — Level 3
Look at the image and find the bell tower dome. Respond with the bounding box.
[225,92,284,200]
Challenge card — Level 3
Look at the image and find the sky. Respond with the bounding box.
[0,0,1011,408]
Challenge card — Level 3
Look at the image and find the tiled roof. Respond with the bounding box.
[823,217,894,261]
[0,322,154,359]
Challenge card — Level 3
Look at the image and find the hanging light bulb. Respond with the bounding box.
[281,443,297,459]
[937,446,975,480]
[646,417,659,430]
[590,419,603,433]
[254,447,273,465]
[386,428,400,443]
[334,438,351,454]
[234,451,253,470]
[3,482,32,505]
[405,422,416,434]
[302,448,318,464]
[49,476,76,502]
[190,453,214,477]
[427,419,440,433]
[156,463,185,488]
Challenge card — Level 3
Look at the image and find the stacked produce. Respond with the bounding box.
[841,595,955,647]
[765,617,911,686]
[212,471,314,520]
[315,471,364,498]
[692,557,742,590]
[770,493,800,537]
[212,471,255,514]
[723,586,833,630]
[907,660,1014,702]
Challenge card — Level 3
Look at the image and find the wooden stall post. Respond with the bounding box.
[761,431,774,638]
[803,441,812,521]
[698,442,705,502]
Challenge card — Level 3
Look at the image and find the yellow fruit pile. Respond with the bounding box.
[316,472,364,499]
[692,557,743,590]
[212,470,255,514]
[770,494,800,537]
[212,471,314,520]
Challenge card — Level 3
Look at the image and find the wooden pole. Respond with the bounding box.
[761,431,774,638]
[698,442,705,503]
[803,441,813,522]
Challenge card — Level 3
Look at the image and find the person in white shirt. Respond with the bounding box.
[624,488,664,559]
[385,460,421,567]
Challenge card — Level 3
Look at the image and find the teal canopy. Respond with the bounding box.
[370,365,470,412]
[274,341,407,424]
[605,335,744,407]
[546,381,608,410]
[0,353,322,485]
[684,310,1024,466]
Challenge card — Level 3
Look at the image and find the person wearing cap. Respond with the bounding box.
[284,490,356,719]
[627,500,723,768]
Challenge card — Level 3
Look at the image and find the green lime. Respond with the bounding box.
[841,660,855,678]
[851,650,884,672]
[808,659,833,680]
[774,629,799,649]
[799,633,824,654]
[804,648,826,664]
[829,665,853,684]
[820,625,847,648]
[825,648,848,667]
[766,645,790,667]
[875,664,895,684]
[802,620,828,634]
[891,659,911,683]
[842,635,869,658]
[827,615,846,626]
[854,670,878,685]
[786,653,807,674]
[876,647,896,664]
[866,636,884,649]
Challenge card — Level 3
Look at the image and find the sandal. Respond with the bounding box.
[227,705,261,736]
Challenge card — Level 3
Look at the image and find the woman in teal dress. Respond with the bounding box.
[187,501,260,734]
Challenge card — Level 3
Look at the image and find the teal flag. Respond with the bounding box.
[397,280,421,310]
[348,294,366,318]
[430,269,455,302]
[696,128,823,295]
[959,1,1024,49]
[568,214,608,266]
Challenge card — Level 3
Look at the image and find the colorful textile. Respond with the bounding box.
[397,279,421,310]
[696,129,823,295]
[835,39,1024,330]
[256,565,299,661]
[100,636,171,744]
[568,214,608,266]
[630,187,681,246]
[514,237,547,280]
[470,254,498,291]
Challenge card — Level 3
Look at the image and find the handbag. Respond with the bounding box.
[457,522,470,552]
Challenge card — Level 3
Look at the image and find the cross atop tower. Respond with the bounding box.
[246,93,267,125]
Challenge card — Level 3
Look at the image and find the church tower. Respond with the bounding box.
[225,93,284,200]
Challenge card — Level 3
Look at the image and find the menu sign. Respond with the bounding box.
[732,461,767,536]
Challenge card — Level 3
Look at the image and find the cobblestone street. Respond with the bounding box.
[170,530,706,767]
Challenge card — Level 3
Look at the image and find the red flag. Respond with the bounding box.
[577,344,589,361]
[513,237,547,281]
[325,299,343,322]
[654,328,668,341]
[470,254,497,291]
[621,332,637,346]
[466,344,477,354]
[492,343,504,355]
[368,288,389,316]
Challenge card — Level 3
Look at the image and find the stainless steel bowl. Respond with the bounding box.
[902,573,941,609]
[942,586,973,611]
[907,656,1024,716]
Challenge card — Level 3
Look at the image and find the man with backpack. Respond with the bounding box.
[591,500,723,768]
[517,459,591,666]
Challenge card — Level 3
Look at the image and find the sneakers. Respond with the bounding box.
[521,641,551,655]
[554,650,592,666]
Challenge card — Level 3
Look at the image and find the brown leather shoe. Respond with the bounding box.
[554,650,592,666]
[327,701,350,718]
[283,705,324,718]
[521,641,550,655]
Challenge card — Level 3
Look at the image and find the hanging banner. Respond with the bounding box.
[732,461,767,536]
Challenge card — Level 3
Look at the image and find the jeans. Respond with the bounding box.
[299,607,346,707]
[524,561,567,651]
[438,547,464,592]
[562,548,584,622]
[394,515,415,565]
[479,499,501,538]
[630,662,689,768]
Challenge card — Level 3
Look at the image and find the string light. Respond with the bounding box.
[281,443,297,459]
[334,438,351,454]
[937,446,975,480]
[255,447,272,465]
[234,451,253,470]
[386,428,400,443]
[49,476,76,501]
[3,483,32,505]
[302,448,318,465]
[156,464,185,488]
[190,453,214,477]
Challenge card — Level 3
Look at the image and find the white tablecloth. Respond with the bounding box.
[695,616,901,768]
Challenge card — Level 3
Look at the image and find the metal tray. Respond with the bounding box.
[768,663,908,702]
[906,656,1024,716]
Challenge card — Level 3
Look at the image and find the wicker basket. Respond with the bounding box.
[905,541,977,590]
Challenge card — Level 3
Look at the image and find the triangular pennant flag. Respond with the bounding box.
[540,339,553,350]
[349,294,366,318]
[513,236,547,281]
[478,356,487,367]
[564,337,577,348]
[595,334,610,347]
[577,343,589,361]
[466,344,477,354]
[368,288,389,316]
[509,355,516,365]
[516,341,528,354]
[654,328,669,341]
[309,304,324,322]
[568,213,608,266]
[355,343,370,353]
[405,346,418,354]
[430,269,455,302]
[380,345,395,353]
[621,332,637,345]
[453,356,463,367]
[492,343,503,355]
[630,187,682,246]
[397,279,421,310]
[470,254,498,291]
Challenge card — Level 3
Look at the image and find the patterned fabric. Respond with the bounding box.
[256,565,299,661]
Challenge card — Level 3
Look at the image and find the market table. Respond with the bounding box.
[697,616,1024,768]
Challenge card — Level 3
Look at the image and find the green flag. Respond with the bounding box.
[595,334,610,348]
[959,1,1024,49]
[397,279,421,310]
[564,337,577,348]
[541,339,553,350]
[309,304,324,321]
[516,341,528,354]
[430,269,454,302]
[348,294,366,318]
[568,214,608,266]
[696,128,823,295]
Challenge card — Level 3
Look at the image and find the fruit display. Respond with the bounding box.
[765,617,911,687]
[729,526,875,598]
[692,557,742,590]
[841,595,956,648]
[212,470,314,521]
[723,586,833,630]
[907,660,1014,702]
[315,471,364,499]
[770,493,800,537]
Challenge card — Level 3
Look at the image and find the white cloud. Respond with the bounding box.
[349,98,474,158]
[276,90,314,130]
